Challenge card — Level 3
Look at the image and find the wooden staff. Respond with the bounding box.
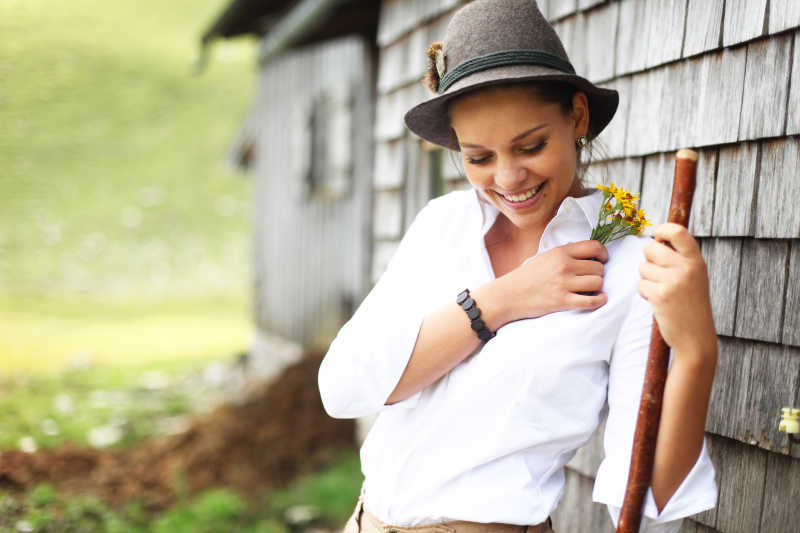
[616,148,698,533]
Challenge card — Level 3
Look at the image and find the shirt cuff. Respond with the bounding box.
[593,436,718,529]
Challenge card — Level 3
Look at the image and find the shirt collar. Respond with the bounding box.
[472,185,603,238]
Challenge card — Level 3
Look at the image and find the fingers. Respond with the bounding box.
[638,260,668,282]
[652,223,700,256]
[567,274,604,293]
[572,258,605,276]
[566,240,609,263]
[567,291,608,310]
[643,238,679,267]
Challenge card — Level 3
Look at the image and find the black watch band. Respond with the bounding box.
[457,288,496,342]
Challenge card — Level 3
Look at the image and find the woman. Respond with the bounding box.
[318,1,718,532]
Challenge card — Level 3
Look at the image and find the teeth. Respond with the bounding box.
[501,183,542,202]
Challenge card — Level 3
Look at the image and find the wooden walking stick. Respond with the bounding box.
[615,149,698,533]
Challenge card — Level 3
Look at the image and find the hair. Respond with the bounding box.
[445,81,608,187]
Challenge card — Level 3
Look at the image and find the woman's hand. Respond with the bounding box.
[497,239,609,324]
[637,223,717,362]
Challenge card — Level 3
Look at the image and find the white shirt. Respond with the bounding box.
[318,187,718,533]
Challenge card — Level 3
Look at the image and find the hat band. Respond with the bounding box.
[438,49,576,94]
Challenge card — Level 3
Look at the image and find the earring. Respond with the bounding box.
[575,135,587,149]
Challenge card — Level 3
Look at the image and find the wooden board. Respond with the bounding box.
[700,238,742,337]
[735,239,790,343]
[374,139,406,190]
[788,30,800,135]
[711,142,758,237]
[597,76,631,159]
[583,2,617,82]
[645,0,687,69]
[640,152,674,227]
[760,452,800,532]
[615,0,649,76]
[743,341,800,453]
[689,148,718,237]
[769,0,800,34]
[739,34,793,140]
[683,0,724,57]
[549,0,578,21]
[757,138,800,238]
[691,47,747,148]
[714,437,767,533]
[783,242,800,347]
[373,189,404,240]
[722,0,768,47]
[707,337,752,439]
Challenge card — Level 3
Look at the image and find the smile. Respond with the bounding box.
[495,181,545,207]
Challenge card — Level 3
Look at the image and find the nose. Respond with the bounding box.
[494,156,528,191]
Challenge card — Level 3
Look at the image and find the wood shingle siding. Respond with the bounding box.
[683,0,724,58]
[369,1,800,531]
[735,239,789,343]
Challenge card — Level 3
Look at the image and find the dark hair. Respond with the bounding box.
[445,80,606,185]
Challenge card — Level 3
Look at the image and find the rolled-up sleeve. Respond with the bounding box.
[592,286,718,532]
[317,200,440,419]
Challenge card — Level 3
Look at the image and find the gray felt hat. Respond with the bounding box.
[404,0,619,151]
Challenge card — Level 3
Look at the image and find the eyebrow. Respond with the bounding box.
[459,123,547,149]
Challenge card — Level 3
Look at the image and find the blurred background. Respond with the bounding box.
[1,0,361,531]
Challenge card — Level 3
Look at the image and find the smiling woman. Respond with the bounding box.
[318,1,719,532]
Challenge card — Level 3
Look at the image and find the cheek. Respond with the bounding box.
[464,166,493,189]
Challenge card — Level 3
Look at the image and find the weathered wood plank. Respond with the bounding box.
[373,189,404,240]
[583,2,617,82]
[707,337,752,440]
[615,0,649,75]
[405,25,430,87]
[683,0,724,57]
[784,242,800,347]
[625,68,665,155]
[769,0,800,34]
[553,13,586,78]
[645,0,687,68]
[677,519,697,533]
[689,149,717,237]
[714,437,767,533]
[377,0,461,47]
[566,409,606,478]
[760,452,800,532]
[549,0,578,21]
[640,151,673,228]
[374,139,406,190]
[578,0,605,11]
[596,76,630,159]
[788,31,800,135]
[693,433,724,528]
[735,239,790,343]
[552,468,614,533]
[722,0,768,47]
[691,47,747,148]
[700,238,742,337]
[743,341,800,453]
[377,37,407,93]
[739,34,793,140]
[663,59,696,151]
[756,138,800,238]
[590,157,642,197]
[711,142,758,237]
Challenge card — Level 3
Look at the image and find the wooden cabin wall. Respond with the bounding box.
[249,35,374,353]
[370,1,800,532]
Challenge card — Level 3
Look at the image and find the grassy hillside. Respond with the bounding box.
[0,0,259,371]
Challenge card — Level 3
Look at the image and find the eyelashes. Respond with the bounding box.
[466,141,547,165]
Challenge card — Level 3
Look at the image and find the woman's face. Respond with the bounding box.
[449,85,589,236]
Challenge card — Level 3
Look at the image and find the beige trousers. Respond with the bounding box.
[343,484,556,533]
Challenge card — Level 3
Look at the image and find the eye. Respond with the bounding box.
[466,153,492,165]
[519,141,547,155]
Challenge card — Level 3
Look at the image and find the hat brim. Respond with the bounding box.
[404,64,619,151]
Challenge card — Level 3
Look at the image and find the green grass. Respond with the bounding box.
[0,0,255,303]
[0,449,363,533]
[0,0,259,372]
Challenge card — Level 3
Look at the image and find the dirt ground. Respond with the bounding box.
[0,352,356,512]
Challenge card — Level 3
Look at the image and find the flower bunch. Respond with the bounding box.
[590,183,652,244]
